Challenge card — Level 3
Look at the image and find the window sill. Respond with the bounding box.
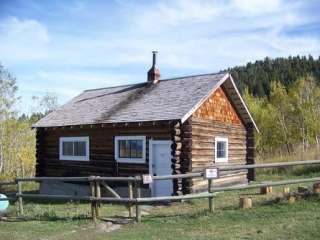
[116,158,146,164]
[215,159,228,164]
[59,157,89,161]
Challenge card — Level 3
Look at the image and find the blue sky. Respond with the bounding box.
[0,0,320,113]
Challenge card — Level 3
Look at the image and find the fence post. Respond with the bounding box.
[90,177,97,222]
[208,179,214,212]
[95,179,101,219]
[17,180,24,216]
[135,177,141,222]
[128,181,134,218]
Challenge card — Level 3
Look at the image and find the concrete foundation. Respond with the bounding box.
[39,181,151,197]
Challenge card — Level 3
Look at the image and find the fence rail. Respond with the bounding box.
[1,159,320,222]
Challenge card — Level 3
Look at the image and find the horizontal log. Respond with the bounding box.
[171,142,182,150]
[171,128,181,136]
[171,150,181,156]
[171,136,181,142]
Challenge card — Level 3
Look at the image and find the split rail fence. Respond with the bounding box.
[1,159,320,222]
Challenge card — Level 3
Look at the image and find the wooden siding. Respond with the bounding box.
[36,122,171,178]
[193,87,243,126]
[184,86,249,193]
[186,117,248,192]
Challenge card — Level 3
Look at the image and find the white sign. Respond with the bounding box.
[204,168,219,179]
[142,174,153,184]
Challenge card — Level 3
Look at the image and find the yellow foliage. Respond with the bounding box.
[0,119,36,181]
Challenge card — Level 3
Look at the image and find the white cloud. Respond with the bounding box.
[137,0,221,28]
[1,1,320,114]
[0,17,50,63]
[231,0,281,16]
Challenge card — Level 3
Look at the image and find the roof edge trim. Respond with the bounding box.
[181,73,259,133]
[180,73,229,124]
[228,75,259,132]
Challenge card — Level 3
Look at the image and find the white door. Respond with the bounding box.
[150,141,172,197]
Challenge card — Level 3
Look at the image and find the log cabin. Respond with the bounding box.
[33,52,258,196]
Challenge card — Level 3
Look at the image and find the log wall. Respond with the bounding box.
[36,122,171,178]
[186,86,250,193]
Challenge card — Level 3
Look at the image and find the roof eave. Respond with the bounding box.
[180,73,259,133]
[228,74,259,133]
[180,73,229,124]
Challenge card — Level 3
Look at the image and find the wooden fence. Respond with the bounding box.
[1,159,320,222]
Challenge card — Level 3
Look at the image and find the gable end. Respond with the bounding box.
[192,87,243,126]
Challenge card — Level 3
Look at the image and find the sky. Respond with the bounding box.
[0,0,320,113]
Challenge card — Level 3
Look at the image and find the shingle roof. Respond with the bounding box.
[33,72,256,129]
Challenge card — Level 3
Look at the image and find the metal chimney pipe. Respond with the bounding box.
[152,51,158,67]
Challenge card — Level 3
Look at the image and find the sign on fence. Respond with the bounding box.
[142,174,153,184]
[204,168,219,179]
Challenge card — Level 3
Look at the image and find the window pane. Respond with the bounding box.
[217,141,226,158]
[130,140,137,158]
[135,140,143,158]
[118,139,143,159]
[74,141,86,156]
[62,142,73,156]
[119,140,130,158]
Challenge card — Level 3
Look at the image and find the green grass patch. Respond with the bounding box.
[1,168,320,240]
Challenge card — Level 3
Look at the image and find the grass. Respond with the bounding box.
[1,166,320,240]
[2,186,319,240]
[257,145,320,164]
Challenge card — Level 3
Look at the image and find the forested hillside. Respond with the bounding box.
[228,56,320,96]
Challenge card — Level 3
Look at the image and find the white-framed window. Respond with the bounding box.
[115,136,146,163]
[59,137,90,161]
[215,137,228,163]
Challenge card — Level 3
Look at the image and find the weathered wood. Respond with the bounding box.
[17,193,92,201]
[171,136,181,142]
[188,116,247,192]
[239,197,252,209]
[260,186,272,195]
[17,181,24,216]
[193,87,243,125]
[95,181,101,218]
[100,181,121,198]
[171,142,182,150]
[128,181,134,218]
[171,128,181,135]
[36,125,171,178]
[313,182,320,194]
[208,179,214,212]
[171,120,184,195]
[287,195,296,204]
[283,187,290,194]
[246,122,255,181]
[90,181,97,222]
[135,180,141,222]
[17,176,90,182]
[35,128,46,177]
[218,160,320,171]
